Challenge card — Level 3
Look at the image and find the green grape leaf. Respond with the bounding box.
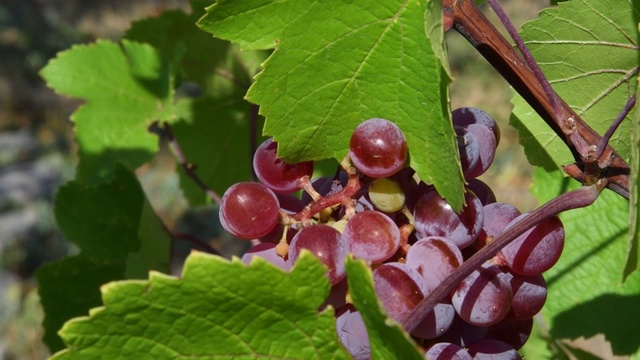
[199,0,465,211]
[36,165,170,352]
[40,40,176,185]
[511,0,639,171]
[125,4,269,205]
[345,257,423,360]
[532,169,640,357]
[624,74,640,280]
[50,252,351,360]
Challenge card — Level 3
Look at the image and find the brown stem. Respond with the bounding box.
[402,180,605,332]
[162,122,223,204]
[444,0,630,199]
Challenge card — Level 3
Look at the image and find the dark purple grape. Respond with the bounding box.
[455,126,480,178]
[412,296,456,340]
[486,317,533,350]
[253,138,314,193]
[276,193,305,213]
[464,124,497,179]
[499,214,564,276]
[451,264,512,326]
[467,179,496,206]
[413,188,484,249]
[452,107,500,145]
[405,236,463,292]
[219,182,280,239]
[501,270,547,320]
[335,305,370,360]
[321,278,348,311]
[289,225,348,285]
[424,342,472,360]
[477,202,521,248]
[241,242,291,271]
[343,211,400,264]
[437,314,488,348]
[467,339,522,360]
[349,118,407,178]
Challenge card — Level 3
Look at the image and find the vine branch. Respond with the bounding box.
[443,0,630,198]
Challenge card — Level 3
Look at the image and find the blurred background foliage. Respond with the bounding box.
[0,0,546,359]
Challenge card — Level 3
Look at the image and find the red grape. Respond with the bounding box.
[219,182,280,239]
[349,118,407,178]
[253,138,314,193]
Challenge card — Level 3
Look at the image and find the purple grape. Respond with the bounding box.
[477,202,521,248]
[373,263,424,322]
[452,107,500,145]
[455,126,480,178]
[349,118,407,178]
[437,314,488,348]
[219,182,280,239]
[451,264,512,326]
[424,342,472,360]
[413,188,483,249]
[276,193,305,213]
[467,339,522,360]
[288,225,348,285]
[343,211,400,264]
[411,295,456,339]
[405,236,463,292]
[335,305,370,360]
[253,138,314,193]
[501,270,547,320]
[241,242,291,271]
[467,178,496,206]
[486,317,533,350]
[498,214,564,276]
[464,123,497,179]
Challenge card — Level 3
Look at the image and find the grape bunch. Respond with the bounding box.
[218,108,564,359]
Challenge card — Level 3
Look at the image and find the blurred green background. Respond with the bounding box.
[0,1,558,359]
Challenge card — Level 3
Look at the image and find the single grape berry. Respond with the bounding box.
[288,224,349,285]
[498,214,564,276]
[342,210,401,263]
[452,107,501,145]
[253,138,314,193]
[219,182,280,239]
[349,118,407,178]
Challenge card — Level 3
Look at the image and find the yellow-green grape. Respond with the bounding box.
[368,178,405,212]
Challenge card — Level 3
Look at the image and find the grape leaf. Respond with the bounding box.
[199,0,465,211]
[50,252,351,360]
[511,0,639,171]
[36,165,170,352]
[624,74,640,280]
[345,257,423,360]
[40,40,176,185]
[532,169,640,356]
[124,3,269,205]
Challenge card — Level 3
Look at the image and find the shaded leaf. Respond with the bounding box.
[37,165,170,352]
